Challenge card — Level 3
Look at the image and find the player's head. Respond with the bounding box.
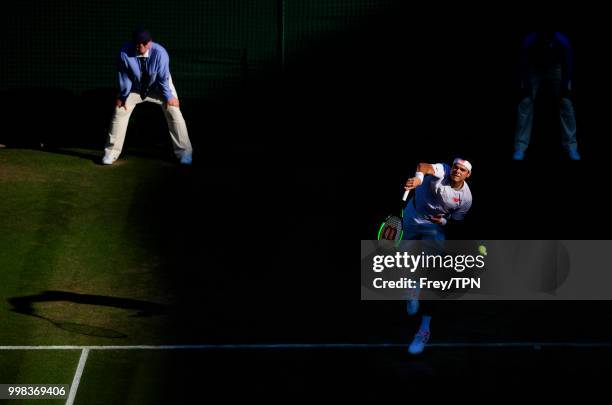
[132,26,152,55]
[450,158,471,184]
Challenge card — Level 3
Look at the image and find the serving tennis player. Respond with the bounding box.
[402,158,473,354]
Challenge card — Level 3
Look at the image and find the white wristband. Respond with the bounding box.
[415,172,424,182]
[440,217,448,226]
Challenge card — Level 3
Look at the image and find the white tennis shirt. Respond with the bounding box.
[406,163,472,225]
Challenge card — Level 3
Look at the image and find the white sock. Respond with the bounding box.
[419,315,431,331]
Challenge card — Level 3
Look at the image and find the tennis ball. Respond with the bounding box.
[478,245,487,256]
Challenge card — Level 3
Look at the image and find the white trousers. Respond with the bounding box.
[104,77,193,159]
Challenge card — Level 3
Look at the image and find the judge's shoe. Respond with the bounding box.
[179,153,192,165]
[102,154,117,165]
[568,149,581,161]
[513,150,525,161]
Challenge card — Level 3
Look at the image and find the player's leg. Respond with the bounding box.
[551,68,579,160]
[406,284,420,316]
[103,93,141,164]
[560,98,578,159]
[408,233,444,355]
[401,235,421,316]
[401,211,421,315]
[513,72,541,160]
[161,76,193,164]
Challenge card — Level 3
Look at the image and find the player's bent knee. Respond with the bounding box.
[518,99,533,113]
[560,98,574,111]
[113,107,130,118]
[166,108,185,120]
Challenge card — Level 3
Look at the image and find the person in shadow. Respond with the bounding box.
[513,31,580,161]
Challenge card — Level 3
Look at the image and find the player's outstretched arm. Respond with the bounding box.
[415,163,435,175]
[404,163,435,191]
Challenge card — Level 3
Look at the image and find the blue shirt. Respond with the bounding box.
[116,42,173,101]
[520,32,573,88]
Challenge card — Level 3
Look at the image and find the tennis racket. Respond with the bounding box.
[377,188,412,242]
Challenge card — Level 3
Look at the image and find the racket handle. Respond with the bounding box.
[402,189,410,201]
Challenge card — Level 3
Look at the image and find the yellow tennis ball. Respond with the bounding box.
[478,245,487,256]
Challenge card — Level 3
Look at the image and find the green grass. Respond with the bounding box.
[0,149,183,349]
[0,350,78,404]
[0,147,306,403]
[0,148,198,402]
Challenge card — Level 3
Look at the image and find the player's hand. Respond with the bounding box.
[428,214,446,224]
[165,98,180,108]
[404,177,422,190]
[116,99,128,111]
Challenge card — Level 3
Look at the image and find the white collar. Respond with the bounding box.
[137,49,150,58]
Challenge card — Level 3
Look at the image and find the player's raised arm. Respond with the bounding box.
[404,163,442,191]
[415,162,435,176]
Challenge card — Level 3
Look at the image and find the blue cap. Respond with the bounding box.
[132,27,151,44]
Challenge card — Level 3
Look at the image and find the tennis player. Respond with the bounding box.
[402,158,473,354]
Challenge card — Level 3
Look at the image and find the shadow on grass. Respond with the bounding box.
[8,290,167,338]
[39,146,184,166]
[40,147,103,164]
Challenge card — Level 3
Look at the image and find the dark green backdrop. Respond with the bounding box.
[2,0,395,99]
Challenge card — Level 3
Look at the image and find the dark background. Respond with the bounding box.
[2,0,612,390]
[1,2,607,239]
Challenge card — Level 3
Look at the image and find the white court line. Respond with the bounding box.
[2,342,612,350]
[0,341,609,404]
[65,348,89,405]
